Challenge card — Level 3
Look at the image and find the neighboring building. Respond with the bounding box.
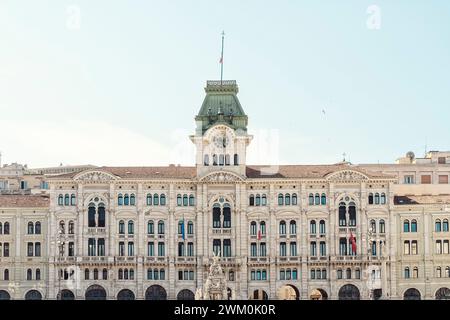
[0,80,449,300]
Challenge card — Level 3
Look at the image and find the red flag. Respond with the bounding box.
[350,232,357,254]
[257,229,262,240]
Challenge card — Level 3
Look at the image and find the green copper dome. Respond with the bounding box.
[195,80,248,135]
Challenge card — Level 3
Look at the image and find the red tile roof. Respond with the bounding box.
[0,195,50,208]
[49,164,393,180]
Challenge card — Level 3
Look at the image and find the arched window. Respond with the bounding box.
[315,193,320,205]
[27,269,32,280]
[123,194,129,206]
[212,204,221,228]
[146,194,152,206]
[160,194,167,206]
[177,194,182,206]
[35,269,40,280]
[379,220,385,233]
[219,154,224,166]
[279,221,286,235]
[153,194,159,206]
[118,221,125,234]
[321,193,326,205]
[4,269,9,281]
[178,221,184,235]
[118,269,123,280]
[70,194,76,206]
[346,268,352,279]
[128,221,134,234]
[444,219,449,232]
[102,268,108,280]
[404,267,410,279]
[337,269,343,279]
[310,220,316,234]
[93,269,98,280]
[411,220,417,233]
[187,221,194,234]
[64,194,70,206]
[0,222,2,234]
[130,194,136,206]
[370,220,376,233]
[413,267,418,278]
[262,194,267,206]
[260,221,266,235]
[278,194,284,206]
[183,194,188,206]
[375,193,380,205]
[59,221,65,234]
[380,193,386,204]
[178,242,185,256]
[436,267,442,278]
[255,194,261,206]
[28,222,34,234]
[147,221,154,234]
[285,194,291,206]
[213,154,218,166]
[98,204,105,228]
[84,269,89,280]
[189,195,194,206]
[404,220,410,232]
[250,221,257,235]
[58,194,64,206]
[339,203,346,226]
[319,220,326,234]
[292,193,298,205]
[118,194,123,206]
[34,221,41,234]
[225,154,230,165]
[3,222,8,235]
[368,193,374,205]
[157,221,165,234]
[290,220,296,235]
[436,219,442,232]
[348,202,356,226]
[234,154,239,165]
[223,204,231,228]
[309,194,314,205]
[204,154,209,166]
[130,269,134,280]
[249,194,255,206]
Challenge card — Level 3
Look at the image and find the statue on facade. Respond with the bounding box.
[195,251,233,300]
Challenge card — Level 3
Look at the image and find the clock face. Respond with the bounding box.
[213,134,229,148]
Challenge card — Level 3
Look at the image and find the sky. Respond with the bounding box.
[0,0,449,168]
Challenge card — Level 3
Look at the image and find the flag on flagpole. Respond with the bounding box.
[257,228,262,241]
[181,219,185,241]
[349,232,357,254]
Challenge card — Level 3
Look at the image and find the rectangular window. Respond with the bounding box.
[88,238,96,256]
[158,242,165,256]
[444,240,449,254]
[128,242,134,256]
[411,240,418,255]
[4,243,9,257]
[310,242,316,257]
[438,157,446,164]
[320,242,326,256]
[436,240,443,254]
[223,239,231,257]
[20,180,28,190]
[421,175,432,184]
[280,242,287,256]
[404,241,410,255]
[290,242,297,256]
[404,175,414,184]
[27,242,34,257]
[439,175,449,184]
[339,238,347,256]
[118,242,125,256]
[97,238,105,256]
[250,243,257,257]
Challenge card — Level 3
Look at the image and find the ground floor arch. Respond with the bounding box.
[117,289,135,300]
[310,288,328,300]
[145,285,167,300]
[403,288,421,300]
[278,284,299,300]
[250,289,268,300]
[338,284,360,300]
[435,287,450,300]
[57,289,75,300]
[25,290,42,300]
[0,290,10,300]
[85,285,107,300]
[177,289,195,300]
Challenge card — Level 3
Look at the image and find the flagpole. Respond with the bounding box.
[220,31,225,85]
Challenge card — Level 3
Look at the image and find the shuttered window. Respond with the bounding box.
[421,175,431,184]
[439,175,449,184]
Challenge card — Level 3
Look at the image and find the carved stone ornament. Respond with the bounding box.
[74,171,118,182]
[326,170,369,182]
[200,171,244,183]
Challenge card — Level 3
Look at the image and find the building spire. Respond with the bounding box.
[220,31,225,85]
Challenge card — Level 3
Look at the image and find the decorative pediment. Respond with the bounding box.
[74,170,119,182]
[326,170,369,182]
[199,171,245,183]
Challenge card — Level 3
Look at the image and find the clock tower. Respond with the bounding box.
[190,80,252,178]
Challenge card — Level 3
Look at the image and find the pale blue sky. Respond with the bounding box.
[1,1,449,167]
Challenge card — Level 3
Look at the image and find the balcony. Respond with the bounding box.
[87,227,106,235]
[145,256,168,263]
[248,257,268,263]
[176,257,196,264]
[276,256,300,263]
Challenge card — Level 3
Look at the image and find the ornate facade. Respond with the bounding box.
[0,80,449,300]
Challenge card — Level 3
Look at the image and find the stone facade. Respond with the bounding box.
[0,80,449,300]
